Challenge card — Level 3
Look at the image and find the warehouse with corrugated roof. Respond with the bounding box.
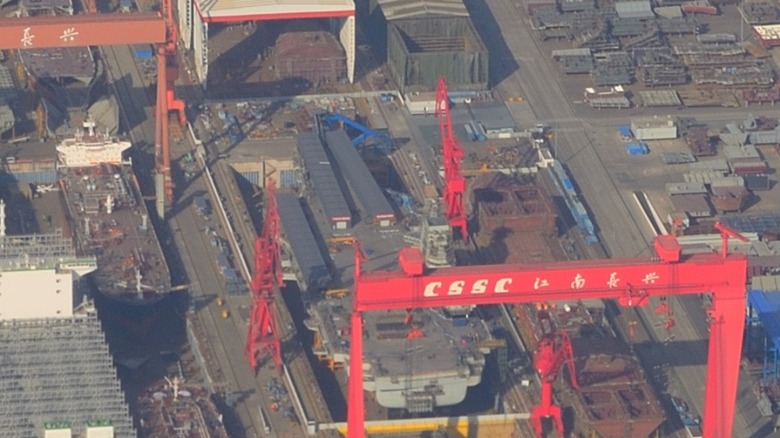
[325,130,396,227]
[297,133,353,229]
[364,0,488,93]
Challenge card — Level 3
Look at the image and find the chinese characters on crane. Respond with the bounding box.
[422,271,663,297]
[60,27,79,42]
[21,27,34,47]
[19,26,80,47]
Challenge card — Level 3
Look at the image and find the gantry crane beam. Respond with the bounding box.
[347,234,747,438]
[0,10,183,211]
[0,14,165,48]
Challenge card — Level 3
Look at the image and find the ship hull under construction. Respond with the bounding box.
[472,171,665,437]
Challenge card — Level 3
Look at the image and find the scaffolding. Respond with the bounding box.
[0,306,136,437]
[0,231,80,271]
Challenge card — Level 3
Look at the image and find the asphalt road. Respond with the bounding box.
[466,0,770,436]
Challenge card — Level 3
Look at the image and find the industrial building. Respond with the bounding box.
[178,0,356,85]
[277,190,333,292]
[366,0,488,93]
[631,116,678,140]
[297,132,352,229]
[325,130,396,226]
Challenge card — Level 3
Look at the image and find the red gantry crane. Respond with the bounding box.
[246,180,284,371]
[346,228,748,438]
[0,0,185,210]
[434,77,468,240]
[530,329,578,437]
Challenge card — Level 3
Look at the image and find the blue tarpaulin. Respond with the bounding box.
[748,290,780,353]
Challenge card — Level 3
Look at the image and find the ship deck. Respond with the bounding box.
[297,193,494,410]
[21,47,95,84]
[364,308,491,378]
[138,378,229,438]
[58,162,171,303]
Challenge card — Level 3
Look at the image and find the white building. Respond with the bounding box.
[631,116,677,140]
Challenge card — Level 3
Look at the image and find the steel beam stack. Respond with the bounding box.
[591,52,634,86]
[552,48,594,74]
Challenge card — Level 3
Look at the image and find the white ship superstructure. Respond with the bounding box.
[56,118,131,168]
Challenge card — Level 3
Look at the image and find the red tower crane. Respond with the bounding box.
[245,180,284,371]
[0,2,185,209]
[434,77,467,240]
[347,230,747,438]
[530,329,579,437]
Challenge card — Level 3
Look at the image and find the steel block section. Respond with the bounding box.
[0,14,166,50]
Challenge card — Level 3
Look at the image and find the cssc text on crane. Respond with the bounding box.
[423,278,513,297]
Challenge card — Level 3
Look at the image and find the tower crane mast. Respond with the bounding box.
[246,180,284,371]
[530,329,578,437]
[434,77,467,240]
[347,229,748,438]
[155,0,186,206]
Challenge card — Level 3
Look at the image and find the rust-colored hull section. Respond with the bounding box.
[474,172,665,437]
[0,14,165,49]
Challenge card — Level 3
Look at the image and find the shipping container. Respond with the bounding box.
[729,159,767,175]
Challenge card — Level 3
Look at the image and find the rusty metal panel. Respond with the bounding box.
[473,173,558,237]
[275,30,346,84]
[0,14,166,50]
